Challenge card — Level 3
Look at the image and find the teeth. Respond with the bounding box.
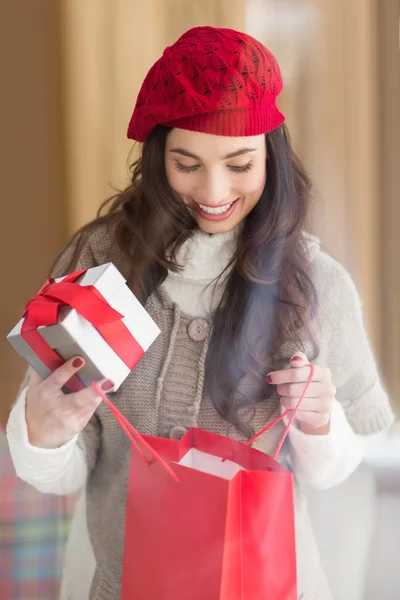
[198,202,233,215]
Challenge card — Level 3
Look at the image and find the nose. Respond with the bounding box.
[199,169,231,206]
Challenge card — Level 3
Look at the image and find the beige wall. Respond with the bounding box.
[0,2,66,424]
[378,0,400,412]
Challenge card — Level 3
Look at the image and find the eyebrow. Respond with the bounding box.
[169,147,257,160]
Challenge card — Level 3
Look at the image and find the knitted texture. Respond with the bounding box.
[127,26,285,142]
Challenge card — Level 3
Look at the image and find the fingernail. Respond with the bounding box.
[72,357,84,368]
[266,375,273,384]
[291,356,302,362]
[101,380,114,392]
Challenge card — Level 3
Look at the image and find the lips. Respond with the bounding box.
[194,199,239,222]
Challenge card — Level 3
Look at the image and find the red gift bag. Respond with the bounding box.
[94,365,314,600]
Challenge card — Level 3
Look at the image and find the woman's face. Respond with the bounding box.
[165,129,267,234]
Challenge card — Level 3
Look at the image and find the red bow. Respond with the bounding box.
[21,269,144,392]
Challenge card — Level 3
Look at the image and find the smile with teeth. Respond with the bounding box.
[197,201,235,215]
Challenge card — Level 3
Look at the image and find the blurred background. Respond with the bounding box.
[0,1,399,599]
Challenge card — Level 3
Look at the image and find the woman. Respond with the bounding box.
[7,26,394,600]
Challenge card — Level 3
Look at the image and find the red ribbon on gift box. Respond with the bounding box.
[21,269,145,392]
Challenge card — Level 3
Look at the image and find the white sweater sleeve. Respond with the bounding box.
[6,387,87,495]
[290,249,395,490]
[288,399,365,490]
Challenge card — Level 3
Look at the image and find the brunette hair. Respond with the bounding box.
[57,124,318,436]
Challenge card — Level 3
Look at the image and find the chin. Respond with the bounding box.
[196,217,239,235]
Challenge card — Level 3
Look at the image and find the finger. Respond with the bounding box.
[42,357,86,394]
[290,352,308,368]
[277,381,336,398]
[280,395,333,413]
[72,378,114,411]
[267,364,327,385]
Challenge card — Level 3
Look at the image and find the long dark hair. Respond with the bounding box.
[57,124,318,436]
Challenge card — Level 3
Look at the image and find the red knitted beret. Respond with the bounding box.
[127,26,285,142]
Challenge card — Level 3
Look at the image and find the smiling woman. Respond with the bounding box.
[6,25,394,600]
[165,130,267,231]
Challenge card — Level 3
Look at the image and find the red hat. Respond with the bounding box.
[127,26,285,142]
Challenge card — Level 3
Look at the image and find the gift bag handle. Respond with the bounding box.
[246,364,315,460]
[93,363,314,476]
[92,382,179,482]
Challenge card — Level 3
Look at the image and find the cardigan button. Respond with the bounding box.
[169,426,187,441]
[188,318,209,342]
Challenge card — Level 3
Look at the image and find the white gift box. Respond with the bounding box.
[7,263,161,392]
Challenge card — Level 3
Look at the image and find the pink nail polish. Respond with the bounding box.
[291,356,302,362]
[101,380,114,392]
[266,375,273,384]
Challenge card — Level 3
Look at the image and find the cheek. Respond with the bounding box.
[237,166,266,199]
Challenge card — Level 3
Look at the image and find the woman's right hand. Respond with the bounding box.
[25,357,113,449]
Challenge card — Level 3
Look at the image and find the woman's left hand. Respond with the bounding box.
[267,352,336,435]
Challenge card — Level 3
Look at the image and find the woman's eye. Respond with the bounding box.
[173,161,253,174]
[229,162,253,173]
[174,163,200,174]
